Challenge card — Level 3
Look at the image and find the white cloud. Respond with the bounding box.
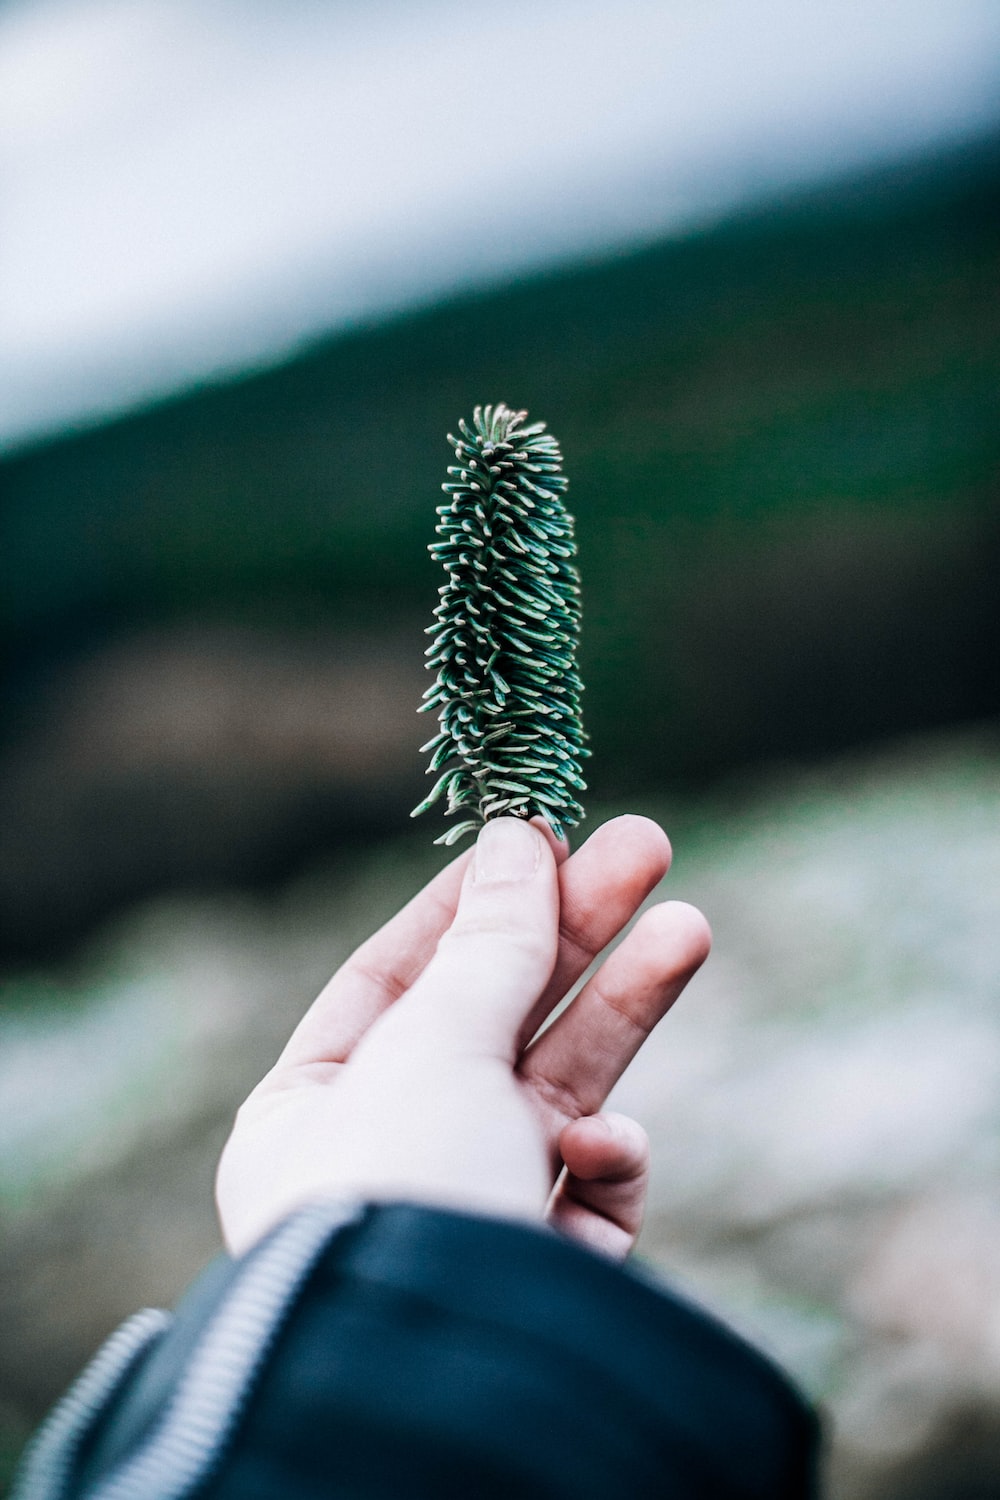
[1,0,998,449]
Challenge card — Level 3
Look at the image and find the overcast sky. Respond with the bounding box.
[1,0,998,452]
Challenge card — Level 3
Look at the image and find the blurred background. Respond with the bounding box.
[1,0,999,1493]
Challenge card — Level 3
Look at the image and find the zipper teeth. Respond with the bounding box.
[87,1200,363,1500]
[10,1309,171,1500]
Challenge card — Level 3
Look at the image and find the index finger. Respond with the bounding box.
[516,815,673,1049]
[276,813,669,1073]
[278,819,569,1069]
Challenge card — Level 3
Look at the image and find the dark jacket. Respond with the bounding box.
[13,1201,819,1499]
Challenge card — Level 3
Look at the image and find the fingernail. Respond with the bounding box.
[474,817,541,883]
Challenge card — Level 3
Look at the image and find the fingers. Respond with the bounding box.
[547,1112,650,1260]
[516,815,672,1048]
[399,817,560,1051]
[279,813,670,1072]
[521,900,712,1125]
[278,846,474,1068]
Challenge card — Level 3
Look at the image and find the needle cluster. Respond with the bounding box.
[413,403,587,846]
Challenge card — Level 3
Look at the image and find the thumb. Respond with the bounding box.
[400,817,560,1051]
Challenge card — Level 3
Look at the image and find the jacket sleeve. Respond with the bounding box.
[13,1200,820,1500]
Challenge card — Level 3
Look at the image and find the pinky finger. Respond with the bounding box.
[546,1112,650,1262]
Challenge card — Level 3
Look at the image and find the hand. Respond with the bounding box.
[216,815,711,1261]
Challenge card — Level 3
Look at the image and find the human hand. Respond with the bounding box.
[216,815,710,1261]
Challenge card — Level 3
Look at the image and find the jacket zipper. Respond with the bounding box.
[12,1200,362,1500]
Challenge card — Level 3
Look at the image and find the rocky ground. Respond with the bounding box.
[1,723,998,1497]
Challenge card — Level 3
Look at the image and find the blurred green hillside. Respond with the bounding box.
[2,131,998,954]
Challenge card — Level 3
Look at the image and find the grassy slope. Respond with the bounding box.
[3,132,999,790]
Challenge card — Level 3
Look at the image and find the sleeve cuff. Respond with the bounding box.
[14,1200,819,1500]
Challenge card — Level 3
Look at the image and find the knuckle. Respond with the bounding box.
[444,912,554,970]
[530,1069,588,1124]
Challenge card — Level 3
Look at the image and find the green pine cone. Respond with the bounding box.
[412,403,588,847]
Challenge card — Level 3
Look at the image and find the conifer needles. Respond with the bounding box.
[413,403,587,846]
